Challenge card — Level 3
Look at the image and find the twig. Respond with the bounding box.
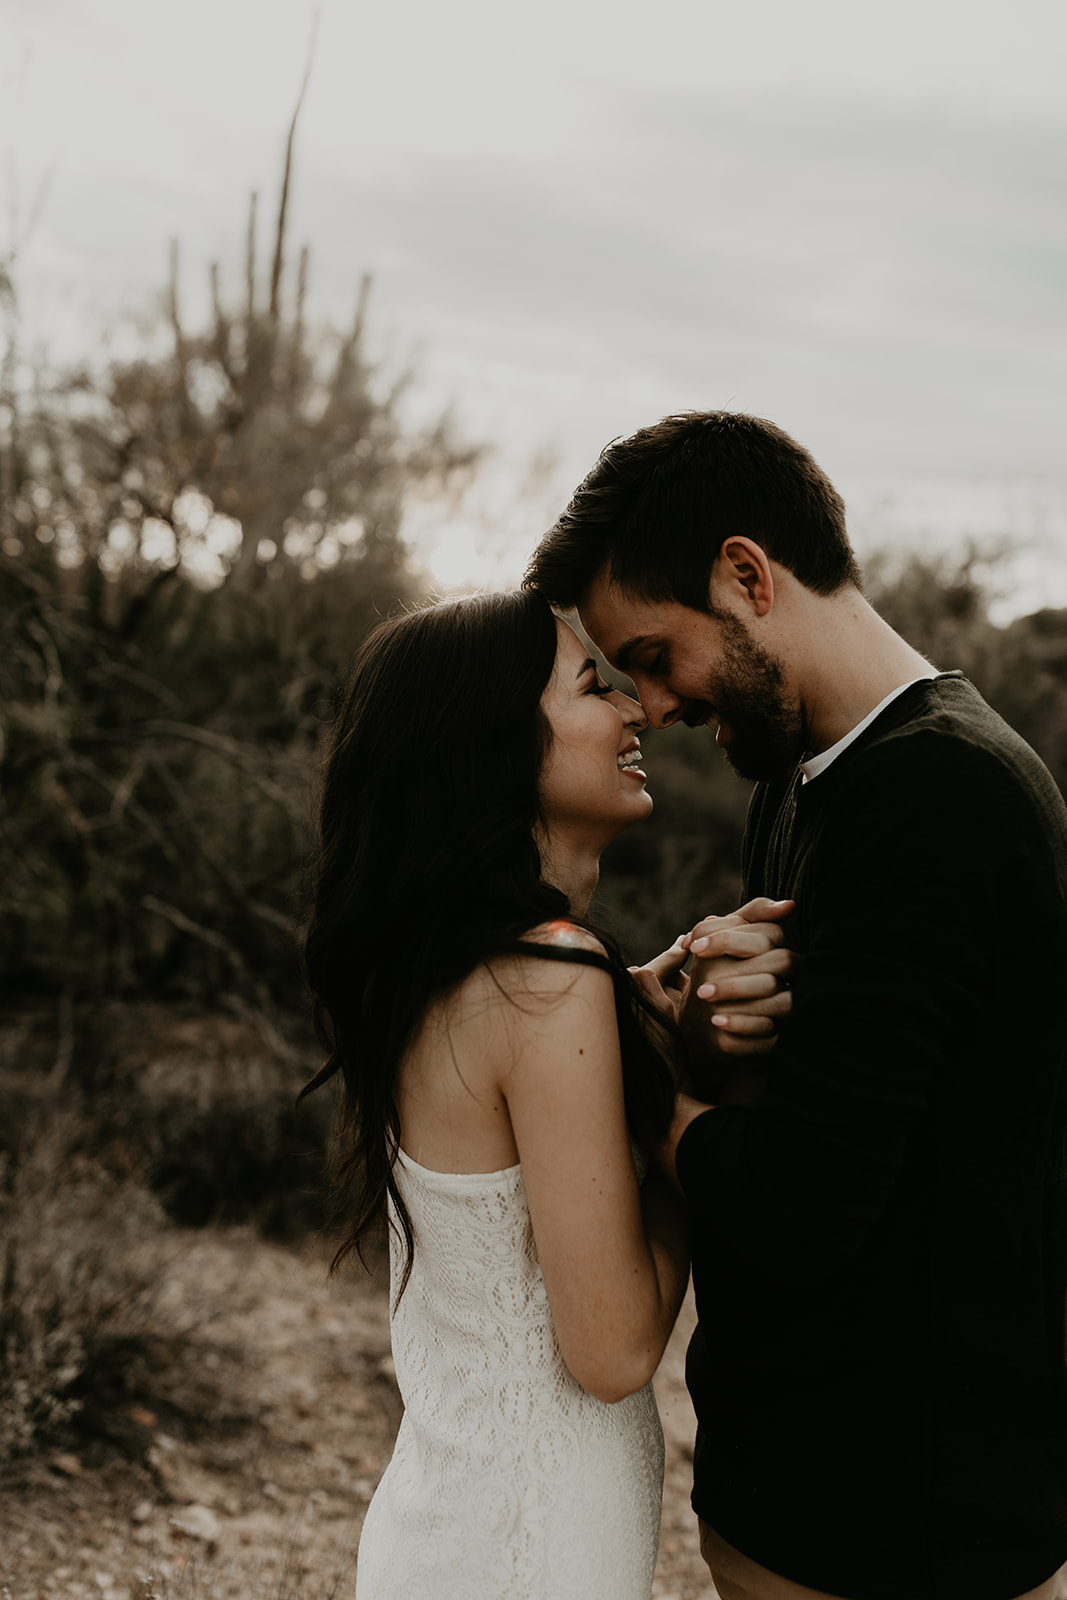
[142,719,297,811]
[268,13,319,320]
[48,986,74,1089]
[246,190,258,322]
[141,895,243,963]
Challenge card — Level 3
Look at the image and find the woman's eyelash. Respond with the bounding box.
[588,678,613,696]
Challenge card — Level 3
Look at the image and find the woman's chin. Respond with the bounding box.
[615,791,654,832]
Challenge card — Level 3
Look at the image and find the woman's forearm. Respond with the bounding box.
[640,1161,691,1327]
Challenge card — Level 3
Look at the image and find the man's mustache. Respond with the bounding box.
[681,701,717,729]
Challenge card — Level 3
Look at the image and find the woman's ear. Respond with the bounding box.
[712,537,775,617]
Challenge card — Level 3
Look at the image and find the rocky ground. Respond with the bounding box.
[0,1228,715,1599]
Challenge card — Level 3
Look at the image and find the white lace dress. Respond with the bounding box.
[353,1148,664,1599]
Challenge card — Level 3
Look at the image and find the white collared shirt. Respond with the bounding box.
[800,675,938,784]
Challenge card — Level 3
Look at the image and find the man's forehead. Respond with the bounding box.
[579,573,666,658]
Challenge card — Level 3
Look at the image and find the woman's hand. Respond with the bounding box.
[628,935,691,1025]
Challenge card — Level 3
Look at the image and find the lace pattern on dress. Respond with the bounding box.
[353,1150,664,1600]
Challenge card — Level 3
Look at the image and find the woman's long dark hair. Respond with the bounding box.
[303,589,676,1286]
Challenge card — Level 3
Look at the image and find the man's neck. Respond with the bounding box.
[794,588,936,756]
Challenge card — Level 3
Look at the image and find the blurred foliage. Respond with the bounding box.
[0,163,480,1014]
[866,544,1067,790]
[0,1047,268,1467]
[0,1102,172,1462]
[595,721,751,962]
[73,1001,335,1234]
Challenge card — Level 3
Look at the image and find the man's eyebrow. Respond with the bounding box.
[614,635,651,673]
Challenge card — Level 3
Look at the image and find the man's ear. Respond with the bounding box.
[712,537,775,617]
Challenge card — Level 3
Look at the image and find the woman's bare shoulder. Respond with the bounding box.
[445,924,611,1022]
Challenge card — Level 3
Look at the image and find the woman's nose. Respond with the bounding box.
[614,690,648,731]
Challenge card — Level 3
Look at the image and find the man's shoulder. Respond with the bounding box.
[815,677,1067,863]
[860,676,1053,789]
[747,674,1067,848]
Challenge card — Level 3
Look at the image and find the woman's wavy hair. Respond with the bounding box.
[302,589,675,1288]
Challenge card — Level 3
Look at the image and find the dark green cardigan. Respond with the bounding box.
[679,675,1067,1600]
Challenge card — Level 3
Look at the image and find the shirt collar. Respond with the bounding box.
[800,674,938,784]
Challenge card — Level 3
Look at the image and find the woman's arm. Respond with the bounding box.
[493,941,690,1404]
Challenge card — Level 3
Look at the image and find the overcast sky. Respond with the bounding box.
[3,0,1065,608]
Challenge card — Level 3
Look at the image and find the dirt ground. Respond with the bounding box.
[0,1227,716,1600]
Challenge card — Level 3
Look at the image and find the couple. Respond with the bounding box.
[305,412,1067,1600]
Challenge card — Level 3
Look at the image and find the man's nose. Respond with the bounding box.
[637,682,685,730]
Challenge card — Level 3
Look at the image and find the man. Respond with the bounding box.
[524,411,1067,1600]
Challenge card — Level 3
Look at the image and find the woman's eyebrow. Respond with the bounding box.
[575,657,598,680]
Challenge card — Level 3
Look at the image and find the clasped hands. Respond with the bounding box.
[629,897,796,1064]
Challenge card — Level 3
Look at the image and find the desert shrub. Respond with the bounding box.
[75,1002,333,1233]
[0,145,478,1011]
[0,1109,172,1462]
[0,549,368,1007]
[0,1001,332,1235]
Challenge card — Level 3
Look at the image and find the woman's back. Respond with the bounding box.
[393,956,525,1177]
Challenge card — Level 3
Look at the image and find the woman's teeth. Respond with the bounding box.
[617,749,644,770]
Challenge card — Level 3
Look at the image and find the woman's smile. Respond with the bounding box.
[537,619,653,853]
[616,739,647,777]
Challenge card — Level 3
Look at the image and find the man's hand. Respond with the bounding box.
[628,898,796,1047]
[680,897,796,1060]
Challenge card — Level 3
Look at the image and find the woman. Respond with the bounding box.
[303,590,784,1599]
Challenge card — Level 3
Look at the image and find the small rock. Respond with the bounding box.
[50,1452,82,1476]
[376,1354,397,1382]
[169,1503,221,1543]
[130,1500,154,1524]
[128,1406,157,1428]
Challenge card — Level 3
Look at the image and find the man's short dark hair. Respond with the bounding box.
[523,410,861,611]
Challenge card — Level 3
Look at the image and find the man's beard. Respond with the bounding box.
[688,612,805,782]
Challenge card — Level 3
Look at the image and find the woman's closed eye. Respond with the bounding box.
[586,676,614,696]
